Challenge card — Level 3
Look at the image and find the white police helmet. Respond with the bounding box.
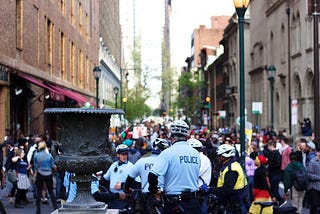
[170,120,189,137]
[216,144,236,158]
[187,138,203,148]
[116,144,129,153]
[153,138,170,151]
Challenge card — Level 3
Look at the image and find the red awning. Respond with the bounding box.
[48,83,95,107]
[17,73,65,102]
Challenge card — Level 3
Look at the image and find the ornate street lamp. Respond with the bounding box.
[233,0,250,167]
[205,96,211,129]
[267,65,276,130]
[93,66,102,108]
[122,97,127,112]
[113,86,119,108]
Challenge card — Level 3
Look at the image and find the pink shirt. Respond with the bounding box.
[281,145,292,170]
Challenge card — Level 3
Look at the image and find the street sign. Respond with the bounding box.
[252,102,263,114]
[218,110,226,119]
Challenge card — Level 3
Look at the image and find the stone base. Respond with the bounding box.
[51,206,120,214]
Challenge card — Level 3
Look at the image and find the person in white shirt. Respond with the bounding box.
[187,138,212,214]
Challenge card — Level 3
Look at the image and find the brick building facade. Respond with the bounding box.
[0,0,100,141]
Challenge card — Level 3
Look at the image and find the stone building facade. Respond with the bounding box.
[209,0,316,136]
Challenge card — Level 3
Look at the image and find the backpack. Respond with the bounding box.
[292,167,308,191]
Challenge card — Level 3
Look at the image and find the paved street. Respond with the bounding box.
[0,180,310,214]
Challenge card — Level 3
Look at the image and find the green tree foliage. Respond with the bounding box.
[177,70,204,120]
[123,40,152,122]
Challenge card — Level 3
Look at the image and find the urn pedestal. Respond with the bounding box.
[44,108,124,213]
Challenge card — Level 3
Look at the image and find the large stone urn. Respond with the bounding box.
[44,108,124,213]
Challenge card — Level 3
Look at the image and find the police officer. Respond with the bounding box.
[101,144,134,209]
[148,120,201,214]
[187,138,212,214]
[210,144,249,213]
[124,138,170,213]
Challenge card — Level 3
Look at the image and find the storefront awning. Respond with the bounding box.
[17,73,65,102]
[17,73,94,107]
[47,83,95,107]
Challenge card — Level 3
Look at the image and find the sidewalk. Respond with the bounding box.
[0,180,60,214]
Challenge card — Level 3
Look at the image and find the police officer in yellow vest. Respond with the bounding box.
[210,144,249,214]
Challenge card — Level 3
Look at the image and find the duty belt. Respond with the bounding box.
[166,191,198,202]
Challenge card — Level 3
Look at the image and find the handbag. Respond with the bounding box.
[7,169,17,183]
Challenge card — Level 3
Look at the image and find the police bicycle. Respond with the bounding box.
[207,194,225,214]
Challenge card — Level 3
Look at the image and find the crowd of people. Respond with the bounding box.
[0,120,320,213]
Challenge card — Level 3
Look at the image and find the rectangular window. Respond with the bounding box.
[60,31,65,79]
[79,2,83,35]
[85,13,89,41]
[46,18,53,73]
[71,0,75,26]
[78,49,83,88]
[70,41,75,83]
[16,0,23,49]
[85,56,89,89]
[59,0,65,15]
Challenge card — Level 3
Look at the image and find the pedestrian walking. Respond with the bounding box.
[33,141,58,214]
[283,151,306,214]
[148,120,201,214]
[306,144,320,213]
[11,148,31,208]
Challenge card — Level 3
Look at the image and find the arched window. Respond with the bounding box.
[281,24,285,62]
[296,11,301,51]
[292,14,296,53]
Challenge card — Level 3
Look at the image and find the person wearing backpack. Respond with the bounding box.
[306,144,320,214]
[283,151,307,214]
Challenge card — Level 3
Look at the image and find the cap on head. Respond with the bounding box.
[257,155,268,165]
[307,141,316,150]
[187,138,203,148]
[170,120,189,137]
[216,144,236,158]
[116,144,129,153]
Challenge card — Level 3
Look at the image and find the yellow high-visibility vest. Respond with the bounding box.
[217,161,247,190]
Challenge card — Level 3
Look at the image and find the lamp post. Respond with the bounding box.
[267,65,276,130]
[205,96,211,129]
[233,0,249,167]
[122,97,127,112]
[286,0,292,135]
[93,66,102,108]
[113,86,119,108]
[313,0,320,142]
